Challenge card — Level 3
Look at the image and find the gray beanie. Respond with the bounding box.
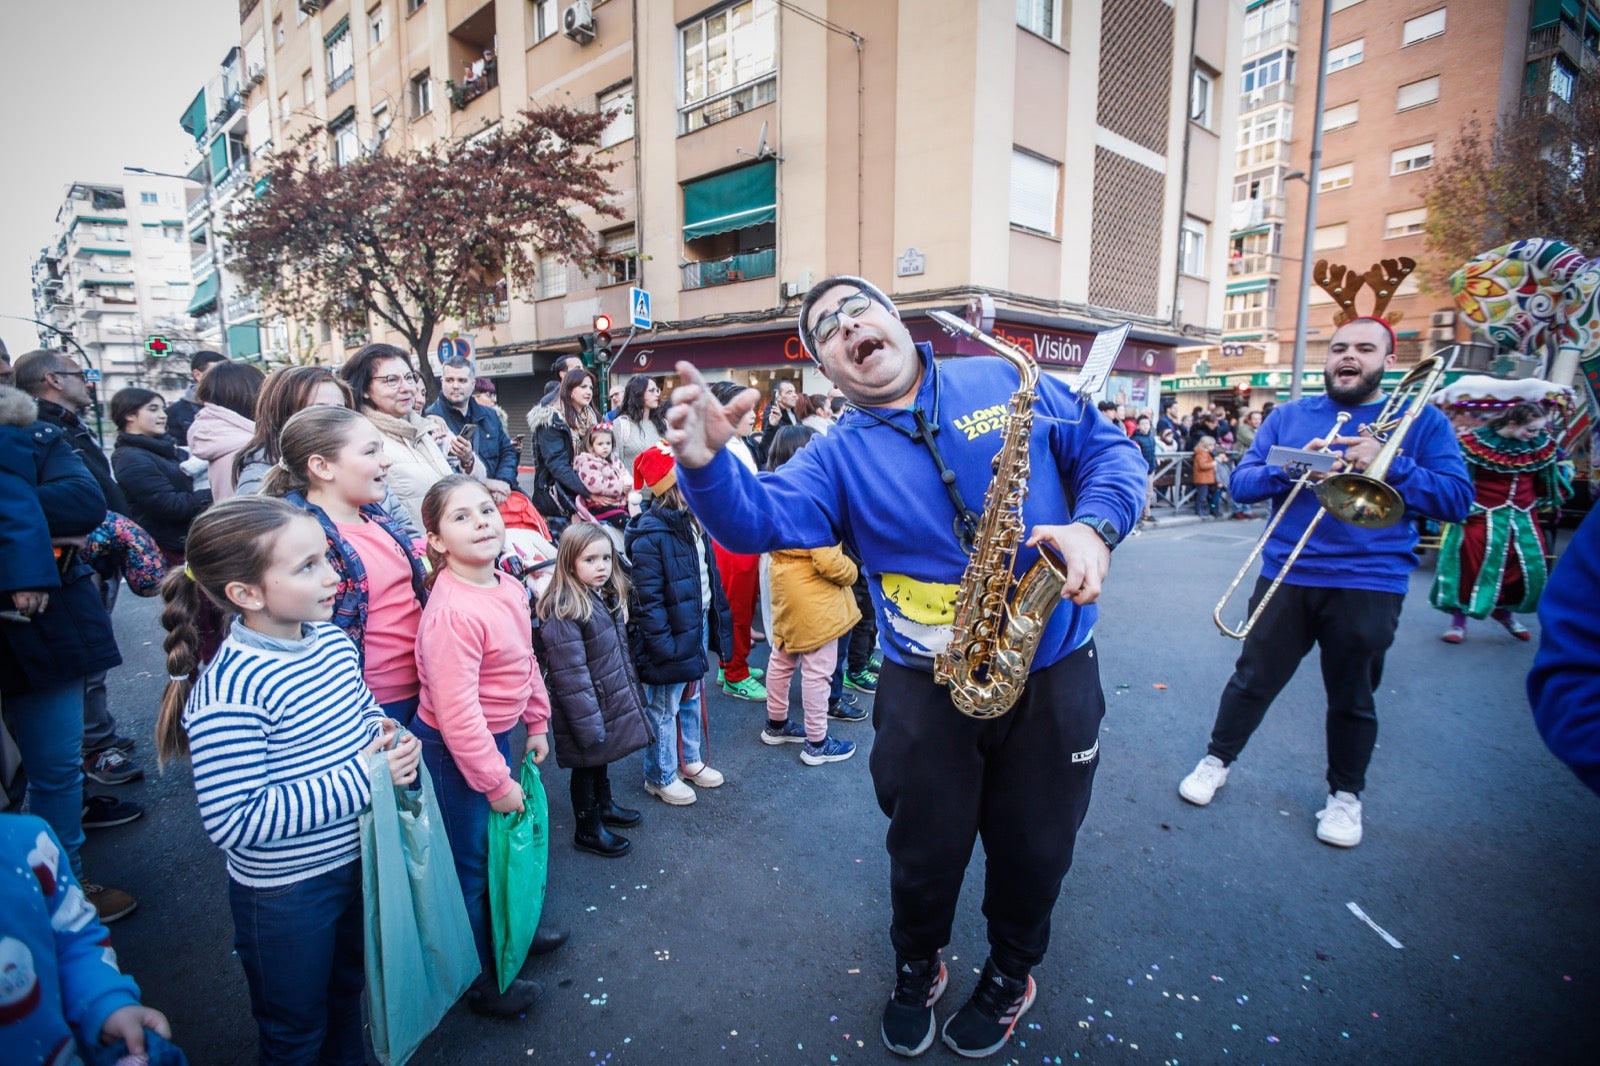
[796,275,897,363]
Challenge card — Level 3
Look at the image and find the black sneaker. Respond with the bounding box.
[881,953,947,1057]
[940,958,1036,1058]
[82,795,144,829]
[83,747,143,785]
[828,699,869,722]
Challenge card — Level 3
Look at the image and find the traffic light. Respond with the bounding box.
[593,313,614,362]
[578,332,596,368]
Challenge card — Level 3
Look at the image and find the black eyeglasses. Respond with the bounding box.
[810,291,873,349]
[373,372,423,388]
[51,369,87,380]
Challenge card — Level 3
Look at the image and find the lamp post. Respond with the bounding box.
[1286,0,1334,403]
[123,165,228,358]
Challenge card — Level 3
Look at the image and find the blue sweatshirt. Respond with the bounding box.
[0,816,142,1062]
[678,344,1147,672]
[1230,393,1471,593]
[1527,507,1600,796]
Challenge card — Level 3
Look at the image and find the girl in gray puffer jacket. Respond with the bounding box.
[535,523,653,858]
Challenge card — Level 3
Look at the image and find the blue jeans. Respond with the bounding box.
[228,861,365,1066]
[3,682,86,879]
[642,680,706,786]
[412,715,512,970]
[379,695,419,729]
[1195,484,1215,516]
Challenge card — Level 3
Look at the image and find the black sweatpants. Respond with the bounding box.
[869,642,1104,979]
[847,572,877,673]
[1207,578,1404,795]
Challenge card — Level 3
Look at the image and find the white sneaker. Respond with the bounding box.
[1178,755,1230,806]
[682,763,724,788]
[1315,791,1363,847]
[644,777,697,806]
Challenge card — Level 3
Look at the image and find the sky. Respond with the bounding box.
[0,0,240,354]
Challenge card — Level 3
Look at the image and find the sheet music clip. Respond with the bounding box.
[1069,323,1131,398]
[1266,444,1339,475]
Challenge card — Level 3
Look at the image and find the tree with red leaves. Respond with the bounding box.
[228,105,621,395]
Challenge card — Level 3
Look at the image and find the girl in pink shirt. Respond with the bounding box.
[414,475,552,1018]
[263,407,428,725]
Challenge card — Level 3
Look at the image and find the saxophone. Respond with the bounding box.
[927,310,1070,719]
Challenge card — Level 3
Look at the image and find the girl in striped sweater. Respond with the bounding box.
[156,496,421,1065]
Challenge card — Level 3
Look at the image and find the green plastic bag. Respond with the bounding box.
[361,756,479,1065]
[488,754,548,992]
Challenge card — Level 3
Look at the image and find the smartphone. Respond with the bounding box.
[460,424,478,440]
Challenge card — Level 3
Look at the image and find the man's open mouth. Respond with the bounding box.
[850,336,884,365]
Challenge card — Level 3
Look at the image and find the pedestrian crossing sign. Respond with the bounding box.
[630,287,652,330]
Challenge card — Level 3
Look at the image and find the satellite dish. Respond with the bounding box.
[737,120,782,162]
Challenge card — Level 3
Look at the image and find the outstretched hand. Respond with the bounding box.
[664,361,760,468]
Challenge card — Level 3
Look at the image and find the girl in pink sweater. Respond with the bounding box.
[413,475,552,1018]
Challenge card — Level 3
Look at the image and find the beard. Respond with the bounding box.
[1324,364,1385,405]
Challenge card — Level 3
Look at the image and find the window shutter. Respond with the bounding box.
[1009,149,1059,234]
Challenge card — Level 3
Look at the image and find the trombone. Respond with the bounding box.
[1212,353,1454,640]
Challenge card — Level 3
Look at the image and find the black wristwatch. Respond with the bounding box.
[1072,515,1121,552]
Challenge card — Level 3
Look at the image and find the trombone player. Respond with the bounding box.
[1178,313,1471,846]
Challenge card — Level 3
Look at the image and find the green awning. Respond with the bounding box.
[1531,0,1582,29]
[181,88,208,141]
[253,176,271,197]
[1226,279,1270,294]
[324,16,350,45]
[69,216,128,230]
[81,248,131,257]
[1232,223,1272,238]
[79,278,135,288]
[228,324,262,358]
[683,160,776,240]
[210,137,229,184]
[187,273,219,315]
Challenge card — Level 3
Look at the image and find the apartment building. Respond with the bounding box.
[1170,0,1589,414]
[30,176,198,397]
[241,0,1240,418]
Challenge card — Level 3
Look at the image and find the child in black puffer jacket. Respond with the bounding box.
[535,523,653,857]
[624,443,734,807]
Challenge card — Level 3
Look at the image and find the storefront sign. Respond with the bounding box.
[908,319,1176,376]
[1171,375,1228,390]
[476,352,535,378]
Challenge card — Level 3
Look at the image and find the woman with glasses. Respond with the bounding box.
[339,344,456,530]
[611,375,666,474]
[108,387,211,564]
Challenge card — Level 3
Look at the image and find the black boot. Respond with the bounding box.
[596,774,642,828]
[574,805,631,857]
[529,920,569,956]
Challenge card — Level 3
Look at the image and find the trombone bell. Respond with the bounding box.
[1315,474,1404,528]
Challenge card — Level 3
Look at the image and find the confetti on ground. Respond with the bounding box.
[1346,901,1405,949]
[847,968,860,974]
[1267,1035,1280,1043]
[1153,682,1168,689]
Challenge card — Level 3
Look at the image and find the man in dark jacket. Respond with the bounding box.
[13,350,144,786]
[425,357,518,498]
[0,386,137,922]
[163,350,226,446]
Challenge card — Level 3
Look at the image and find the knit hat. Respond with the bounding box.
[797,275,897,364]
[633,440,677,495]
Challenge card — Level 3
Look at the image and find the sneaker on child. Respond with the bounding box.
[721,675,768,701]
[83,747,143,785]
[1315,791,1363,847]
[83,883,138,924]
[82,795,144,830]
[1178,754,1229,806]
[643,777,697,806]
[881,953,947,1057]
[844,669,878,694]
[761,719,807,745]
[940,957,1036,1058]
[828,698,869,722]
[801,735,855,766]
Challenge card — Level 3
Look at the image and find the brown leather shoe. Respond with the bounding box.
[83,883,138,923]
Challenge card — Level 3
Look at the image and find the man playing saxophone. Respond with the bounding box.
[664,275,1146,1059]
[1178,315,1471,846]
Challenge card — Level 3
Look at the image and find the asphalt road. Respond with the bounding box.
[78,517,1599,1065]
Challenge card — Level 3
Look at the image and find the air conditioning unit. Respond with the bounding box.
[1430,309,1455,327]
[1429,327,1455,342]
[563,1,596,44]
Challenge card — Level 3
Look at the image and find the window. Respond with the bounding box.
[1016,0,1061,43]
[532,0,557,40]
[600,83,635,148]
[1331,0,1365,10]
[1383,207,1427,238]
[410,70,432,117]
[331,114,360,166]
[1009,149,1059,235]
[1327,39,1364,73]
[1180,218,1208,276]
[1396,75,1440,111]
[1323,101,1358,131]
[369,5,387,45]
[1313,223,1348,250]
[279,92,292,122]
[1224,287,1273,331]
[537,252,567,300]
[408,0,426,12]
[1191,67,1215,128]
[296,4,307,25]
[1318,162,1353,192]
[1402,9,1446,46]
[1241,49,1293,95]
[140,191,159,205]
[601,226,638,285]
[1235,109,1291,167]
[373,103,391,145]
[1551,59,1576,102]
[274,16,284,46]
[326,20,354,90]
[681,0,777,108]
[1391,141,1434,175]
[302,70,314,104]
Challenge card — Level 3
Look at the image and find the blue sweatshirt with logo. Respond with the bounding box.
[1229,392,1472,593]
[678,344,1147,673]
[1527,507,1600,797]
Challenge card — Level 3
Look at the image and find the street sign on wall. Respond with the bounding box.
[630,287,652,330]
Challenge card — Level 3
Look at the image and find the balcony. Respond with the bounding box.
[226,292,261,321]
[1242,20,1297,59]
[1239,81,1294,111]
[1228,253,1275,276]
[680,248,776,290]
[1527,21,1600,73]
[679,74,777,135]
[450,61,498,111]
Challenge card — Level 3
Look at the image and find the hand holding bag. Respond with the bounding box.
[487,753,549,991]
[361,756,479,1065]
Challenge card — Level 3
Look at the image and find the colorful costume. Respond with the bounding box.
[1431,426,1571,618]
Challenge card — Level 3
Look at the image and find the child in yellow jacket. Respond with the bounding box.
[758,428,862,765]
